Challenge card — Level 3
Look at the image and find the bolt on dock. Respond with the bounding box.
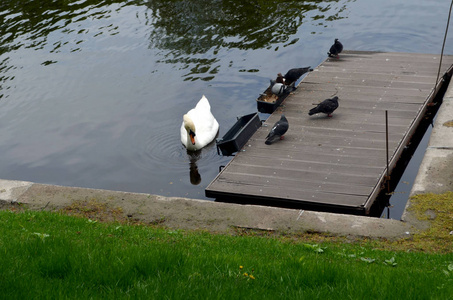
[206,51,453,215]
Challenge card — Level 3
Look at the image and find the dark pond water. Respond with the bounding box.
[1,0,452,218]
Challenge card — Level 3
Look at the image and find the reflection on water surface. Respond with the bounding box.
[1,0,348,83]
[144,0,347,80]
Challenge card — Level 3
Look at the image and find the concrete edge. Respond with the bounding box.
[0,179,34,202]
[401,80,453,230]
[1,181,412,239]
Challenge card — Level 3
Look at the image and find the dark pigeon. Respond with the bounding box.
[265,114,289,145]
[308,96,339,117]
[328,39,343,58]
[269,79,294,96]
[282,67,313,85]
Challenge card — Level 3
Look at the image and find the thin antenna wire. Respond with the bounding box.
[436,0,453,83]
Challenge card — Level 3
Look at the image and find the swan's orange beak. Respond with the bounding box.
[189,132,196,145]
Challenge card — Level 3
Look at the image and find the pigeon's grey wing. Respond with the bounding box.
[267,119,287,137]
[279,122,289,136]
[265,122,288,144]
[265,124,278,144]
[265,127,275,139]
[266,121,279,138]
[273,123,285,135]
[279,115,289,133]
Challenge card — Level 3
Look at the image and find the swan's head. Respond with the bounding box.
[183,114,196,145]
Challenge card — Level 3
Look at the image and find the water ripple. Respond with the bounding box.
[130,121,221,176]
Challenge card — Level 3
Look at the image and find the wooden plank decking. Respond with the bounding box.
[206,51,453,215]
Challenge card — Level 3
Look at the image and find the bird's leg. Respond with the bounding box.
[327,114,333,118]
[280,135,285,140]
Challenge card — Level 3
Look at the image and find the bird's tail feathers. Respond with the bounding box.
[308,107,318,115]
[265,135,279,145]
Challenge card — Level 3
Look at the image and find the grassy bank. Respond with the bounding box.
[0,209,452,299]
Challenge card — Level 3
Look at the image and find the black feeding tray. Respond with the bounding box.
[257,67,312,113]
[216,113,261,156]
[256,87,289,114]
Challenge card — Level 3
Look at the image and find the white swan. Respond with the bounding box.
[180,95,219,151]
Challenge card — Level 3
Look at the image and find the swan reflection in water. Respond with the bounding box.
[187,150,202,185]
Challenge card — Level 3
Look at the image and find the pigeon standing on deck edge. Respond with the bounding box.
[265,115,289,145]
[328,39,343,58]
[281,67,313,86]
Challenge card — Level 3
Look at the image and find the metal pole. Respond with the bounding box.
[385,110,389,193]
[385,110,390,219]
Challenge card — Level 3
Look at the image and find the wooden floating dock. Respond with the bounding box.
[206,51,453,215]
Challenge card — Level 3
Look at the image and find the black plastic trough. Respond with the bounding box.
[257,67,312,114]
[256,87,290,114]
[216,113,261,156]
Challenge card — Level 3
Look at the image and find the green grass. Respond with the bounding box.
[0,210,452,299]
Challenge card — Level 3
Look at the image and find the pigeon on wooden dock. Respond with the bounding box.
[269,79,294,96]
[281,67,313,85]
[308,96,339,117]
[328,39,343,58]
[265,114,289,145]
